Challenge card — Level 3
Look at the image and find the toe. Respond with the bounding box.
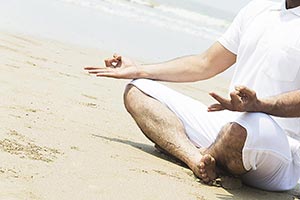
[201,173,208,178]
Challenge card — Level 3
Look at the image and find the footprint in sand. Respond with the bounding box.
[0,130,62,163]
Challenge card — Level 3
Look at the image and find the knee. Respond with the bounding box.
[224,122,247,142]
[123,84,142,113]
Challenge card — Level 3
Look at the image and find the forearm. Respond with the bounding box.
[136,42,236,82]
[85,42,236,81]
[137,54,215,82]
[256,90,300,117]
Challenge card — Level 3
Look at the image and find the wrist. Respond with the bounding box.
[254,98,272,113]
[253,99,263,112]
[138,64,154,79]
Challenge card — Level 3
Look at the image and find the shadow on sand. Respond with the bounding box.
[92,134,299,200]
[91,134,186,167]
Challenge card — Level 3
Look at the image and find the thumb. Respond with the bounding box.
[208,103,225,112]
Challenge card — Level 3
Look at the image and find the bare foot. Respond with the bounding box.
[199,154,217,184]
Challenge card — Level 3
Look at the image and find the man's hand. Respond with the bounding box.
[208,86,260,112]
[84,54,140,79]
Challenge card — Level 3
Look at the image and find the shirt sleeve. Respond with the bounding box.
[218,2,251,55]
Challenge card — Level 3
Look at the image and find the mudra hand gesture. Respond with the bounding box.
[84,54,139,79]
[208,86,260,112]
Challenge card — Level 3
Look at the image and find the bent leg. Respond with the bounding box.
[124,84,205,179]
[125,79,241,183]
[200,112,300,191]
[200,122,248,182]
[235,113,300,191]
[217,122,248,175]
[129,79,239,148]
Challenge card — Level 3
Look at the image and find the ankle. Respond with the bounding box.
[204,148,227,169]
[186,153,202,169]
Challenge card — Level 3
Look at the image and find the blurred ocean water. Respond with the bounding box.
[0,0,280,61]
[59,0,236,40]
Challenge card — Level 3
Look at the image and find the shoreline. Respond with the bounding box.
[0,30,299,200]
[0,0,216,63]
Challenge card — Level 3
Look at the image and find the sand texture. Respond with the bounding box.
[0,31,299,200]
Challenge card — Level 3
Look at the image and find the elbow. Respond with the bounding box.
[193,57,219,81]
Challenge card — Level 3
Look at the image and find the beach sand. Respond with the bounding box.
[0,31,299,200]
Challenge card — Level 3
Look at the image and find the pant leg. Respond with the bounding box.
[234,112,300,191]
[130,79,300,190]
[130,79,239,148]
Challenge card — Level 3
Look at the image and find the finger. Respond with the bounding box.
[235,85,255,97]
[87,68,115,74]
[235,86,255,102]
[104,59,112,67]
[90,67,116,72]
[236,90,247,99]
[96,71,122,79]
[84,67,105,70]
[116,60,122,68]
[230,91,242,104]
[105,58,118,67]
[106,58,123,68]
[112,54,122,67]
[113,53,122,61]
[88,71,104,74]
[209,92,231,107]
[207,104,225,112]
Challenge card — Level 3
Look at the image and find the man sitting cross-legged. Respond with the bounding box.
[85,0,300,191]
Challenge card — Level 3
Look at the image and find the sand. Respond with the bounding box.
[0,31,299,200]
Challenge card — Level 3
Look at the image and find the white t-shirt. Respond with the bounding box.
[218,0,300,139]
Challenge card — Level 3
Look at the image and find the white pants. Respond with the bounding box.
[130,79,300,191]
